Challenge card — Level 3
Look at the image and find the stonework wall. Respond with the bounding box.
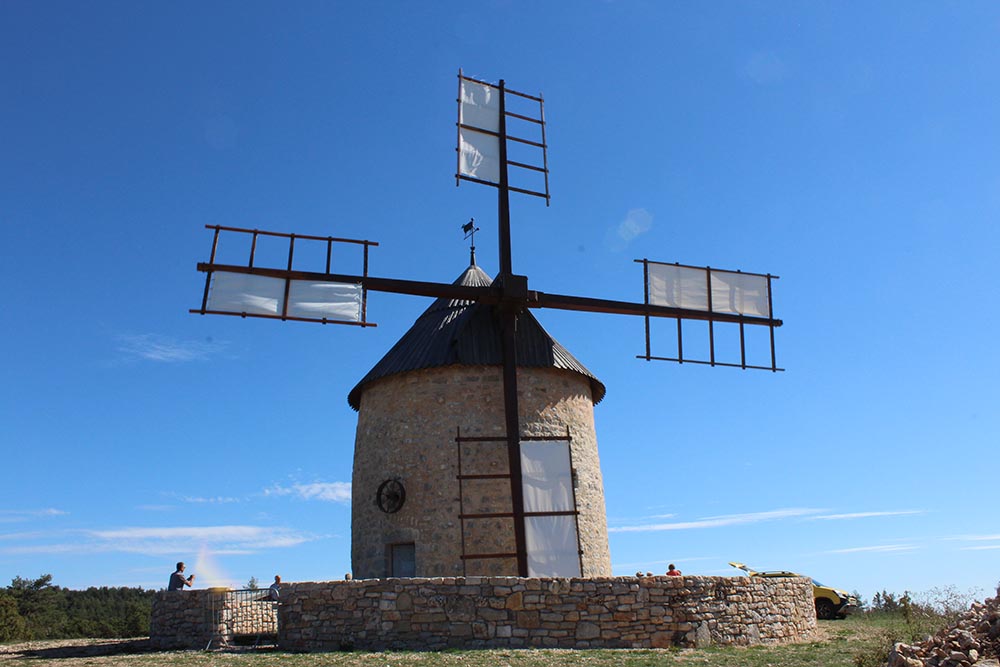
[278,576,816,651]
[149,590,216,649]
[150,589,278,649]
[230,595,278,636]
[352,365,612,579]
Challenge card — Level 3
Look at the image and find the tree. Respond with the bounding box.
[0,593,25,641]
[60,586,154,638]
[1,575,164,640]
[7,574,67,639]
[245,577,259,590]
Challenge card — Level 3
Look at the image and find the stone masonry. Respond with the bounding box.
[150,588,278,650]
[352,365,612,579]
[277,575,816,651]
[149,589,217,649]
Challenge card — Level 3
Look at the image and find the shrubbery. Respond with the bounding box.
[0,574,156,642]
[852,586,986,667]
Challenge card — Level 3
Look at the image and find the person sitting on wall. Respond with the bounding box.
[168,562,195,590]
[666,564,682,576]
[268,575,281,601]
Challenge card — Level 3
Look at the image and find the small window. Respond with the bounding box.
[389,543,416,577]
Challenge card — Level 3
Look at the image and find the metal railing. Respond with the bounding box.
[206,587,279,649]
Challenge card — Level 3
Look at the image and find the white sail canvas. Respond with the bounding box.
[458,79,501,183]
[208,272,362,322]
[520,441,581,577]
[648,263,770,318]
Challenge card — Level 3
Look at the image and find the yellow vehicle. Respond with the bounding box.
[728,562,858,619]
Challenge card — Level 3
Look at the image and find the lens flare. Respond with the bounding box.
[193,545,236,589]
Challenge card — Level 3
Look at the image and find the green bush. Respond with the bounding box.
[0,593,25,642]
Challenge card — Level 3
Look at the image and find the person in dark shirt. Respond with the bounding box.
[168,562,195,590]
[268,575,281,601]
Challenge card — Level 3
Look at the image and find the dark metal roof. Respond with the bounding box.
[347,263,606,410]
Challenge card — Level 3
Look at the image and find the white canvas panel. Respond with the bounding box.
[459,128,500,183]
[710,271,770,317]
[525,515,581,578]
[460,80,500,132]
[647,264,709,311]
[520,441,574,513]
[287,280,362,322]
[208,272,285,316]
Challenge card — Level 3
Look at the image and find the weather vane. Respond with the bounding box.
[462,218,479,263]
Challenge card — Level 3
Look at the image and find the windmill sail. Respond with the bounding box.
[458,79,501,183]
[647,262,771,318]
[207,272,363,322]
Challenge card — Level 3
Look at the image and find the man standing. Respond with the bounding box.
[268,575,281,601]
[168,562,195,590]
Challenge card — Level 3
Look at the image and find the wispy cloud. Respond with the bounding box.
[116,333,225,362]
[178,495,244,504]
[164,481,353,505]
[606,510,675,524]
[0,541,109,555]
[946,534,1000,542]
[0,524,318,557]
[609,507,824,534]
[265,482,352,504]
[827,544,918,554]
[961,544,1000,551]
[0,531,50,541]
[91,525,317,553]
[810,510,924,521]
[945,534,1000,550]
[0,508,67,523]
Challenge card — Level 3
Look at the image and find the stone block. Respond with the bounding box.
[517,610,541,628]
[576,621,601,640]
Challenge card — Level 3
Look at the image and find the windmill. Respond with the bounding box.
[191,70,783,579]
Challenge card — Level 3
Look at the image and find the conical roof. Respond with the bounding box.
[347,262,606,410]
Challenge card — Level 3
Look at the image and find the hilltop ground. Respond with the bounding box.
[3,616,982,667]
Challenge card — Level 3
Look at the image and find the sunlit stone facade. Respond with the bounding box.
[351,364,612,579]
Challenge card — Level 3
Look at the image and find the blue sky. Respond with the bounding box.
[2,1,999,602]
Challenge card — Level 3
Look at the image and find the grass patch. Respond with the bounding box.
[0,614,953,667]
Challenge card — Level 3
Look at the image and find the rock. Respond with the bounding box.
[882,593,1000,667]
[576,621,600,640]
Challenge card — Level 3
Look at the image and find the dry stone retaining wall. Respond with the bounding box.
[150,589,278,649]
[150,590,216,649]
[278,575,816,651]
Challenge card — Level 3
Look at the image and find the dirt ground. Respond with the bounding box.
[1,638,157,661]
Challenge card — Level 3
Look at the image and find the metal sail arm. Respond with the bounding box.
[193,262,499,304]
[193,261,783,327]
[528,290,783,328]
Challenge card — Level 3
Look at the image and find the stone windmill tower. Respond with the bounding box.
[347,253,613,579]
